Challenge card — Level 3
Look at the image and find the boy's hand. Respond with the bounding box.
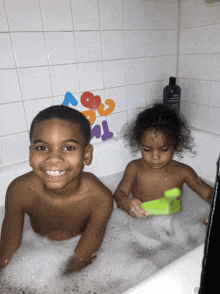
[63,255,96,274]
[128,198,149,219]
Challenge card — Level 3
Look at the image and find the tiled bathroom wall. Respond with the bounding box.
[0,0,179,167]
[179,0,220,135]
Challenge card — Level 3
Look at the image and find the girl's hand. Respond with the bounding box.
[127,197,149,219]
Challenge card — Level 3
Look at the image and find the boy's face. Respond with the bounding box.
[138,129,175,170]
[29,118,92,192]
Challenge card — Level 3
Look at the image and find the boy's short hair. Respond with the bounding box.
[30,105,91,145]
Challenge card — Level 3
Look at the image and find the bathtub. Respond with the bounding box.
[0,128,219,294]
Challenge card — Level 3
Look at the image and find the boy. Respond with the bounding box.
[0,105,113,273]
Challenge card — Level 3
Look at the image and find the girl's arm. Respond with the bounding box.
[184,165,213,204]
[114,161,148,218]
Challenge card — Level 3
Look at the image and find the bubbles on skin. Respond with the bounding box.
[0,181,210,294]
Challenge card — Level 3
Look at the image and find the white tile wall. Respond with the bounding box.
[4,0,43,31]
[78,62,103,91]
[124,31,146,59]
[0,69,22,103]
[101,31,125,60]
[0,0,9,32]
[103,60,126,88]
[70,0,100,31]
[50,64,80,95]
[179,0,220,138]
[40,0,73,31]
[18,67,52,100]
[45,32,77,65]
[99,0,124,30]
[0,102,27,136]
[0,132,30,165]
[74,31,102,63]
[126,58,146,85]
[0,0,182,167]
[0,33,15,68]
[11,32,48,67]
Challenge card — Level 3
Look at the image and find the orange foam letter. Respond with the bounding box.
[97,99,115,116]
[81,110,96,124]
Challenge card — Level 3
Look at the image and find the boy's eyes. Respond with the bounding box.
[36,146,48,151]
[35,146,76,151]
[64,146,75,151]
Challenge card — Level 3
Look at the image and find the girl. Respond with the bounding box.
[114,104,212,220]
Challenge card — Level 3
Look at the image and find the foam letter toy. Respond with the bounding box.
[81,110,96,125]
[97,99,115,116]
[140,188,181,215]
[81,92,101,110]
[101,121,113,141]
[62,92,78,107]
[91,125,101,139]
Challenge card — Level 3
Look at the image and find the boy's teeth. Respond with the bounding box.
[46,171,65,176]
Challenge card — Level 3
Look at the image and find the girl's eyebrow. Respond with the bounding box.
[140,144,170,148]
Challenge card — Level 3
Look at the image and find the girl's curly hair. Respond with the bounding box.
[123,103,195,157]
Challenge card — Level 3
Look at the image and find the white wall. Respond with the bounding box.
[0,0,179,168]
[179,0,220,136]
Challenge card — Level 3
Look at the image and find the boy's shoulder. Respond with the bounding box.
[6,172,37,207]
[81,172,113,201]
[7,171,39,196]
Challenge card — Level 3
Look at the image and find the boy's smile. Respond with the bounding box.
[139,129,175,170]
[29,118,92,194]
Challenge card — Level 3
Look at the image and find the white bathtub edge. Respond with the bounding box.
[123,243,204,294]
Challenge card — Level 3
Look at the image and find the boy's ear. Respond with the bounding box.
[83,144,93,166]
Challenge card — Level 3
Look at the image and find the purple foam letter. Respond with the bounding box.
[101,120,113,141]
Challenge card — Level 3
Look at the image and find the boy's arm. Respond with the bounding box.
[184,165,213,204]
[0,181,25,269]
[65,188,113,273]
[113,161,148,218]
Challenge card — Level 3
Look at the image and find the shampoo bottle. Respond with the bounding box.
[163,77,181,111]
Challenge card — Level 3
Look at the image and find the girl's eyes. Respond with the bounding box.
[143,148,169,152]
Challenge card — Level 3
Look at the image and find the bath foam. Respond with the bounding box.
[0,181,210,294]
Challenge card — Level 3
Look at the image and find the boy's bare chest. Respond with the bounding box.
[25,191,92,235]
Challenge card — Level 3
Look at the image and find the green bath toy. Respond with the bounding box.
[140,188,181,215]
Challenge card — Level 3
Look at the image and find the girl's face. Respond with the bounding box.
[138,129,175,170]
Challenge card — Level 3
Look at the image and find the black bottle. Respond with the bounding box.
[163,77,181,111]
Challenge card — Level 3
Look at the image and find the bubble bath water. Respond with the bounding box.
[0,172,210,294]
